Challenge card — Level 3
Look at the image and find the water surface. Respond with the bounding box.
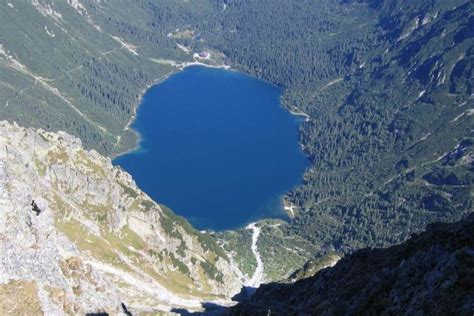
[114,66,308,230]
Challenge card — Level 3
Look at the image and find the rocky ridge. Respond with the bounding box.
[0,120,242,314]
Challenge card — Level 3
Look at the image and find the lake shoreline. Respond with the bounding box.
[112,70,176,158]
[114,54,310,160]
[113,58,232,159]
[288,109,311,122]
[114,66,309,231]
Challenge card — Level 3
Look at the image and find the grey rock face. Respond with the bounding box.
[0,121,242,314]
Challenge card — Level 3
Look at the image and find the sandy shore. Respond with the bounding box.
[288,109,310,122]
[180,60,231,70]
[282,197,298,219]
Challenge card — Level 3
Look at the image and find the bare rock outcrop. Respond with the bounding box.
[0,121,241,314]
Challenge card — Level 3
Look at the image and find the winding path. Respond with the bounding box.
[246,223,264,287]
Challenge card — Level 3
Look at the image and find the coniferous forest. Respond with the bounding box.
[0,0,472,278]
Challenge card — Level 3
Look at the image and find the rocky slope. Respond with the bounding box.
[0,120,242,314]
[231,213,474,315]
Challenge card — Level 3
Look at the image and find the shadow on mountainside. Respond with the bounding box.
[171,285,258,315]
[229,213,474,315]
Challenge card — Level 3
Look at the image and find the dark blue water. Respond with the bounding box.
[114,66,308,231]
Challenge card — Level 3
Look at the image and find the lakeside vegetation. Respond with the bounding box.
[0,0,472,279]
[207,0,473,256]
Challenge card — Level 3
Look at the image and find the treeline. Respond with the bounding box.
[208,0,381,87]
[204,0,473,251]
[2,0,470,257]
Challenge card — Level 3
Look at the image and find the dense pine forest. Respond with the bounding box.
[0,0,472,278]
[206,0,473,255]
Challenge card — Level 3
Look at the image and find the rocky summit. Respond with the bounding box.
[231,213,474,315]
[0,121,242,314]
